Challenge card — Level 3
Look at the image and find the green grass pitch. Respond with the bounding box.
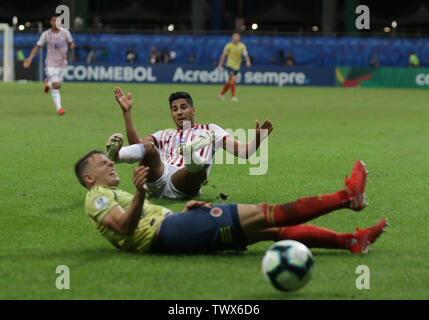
[1,81,428,300]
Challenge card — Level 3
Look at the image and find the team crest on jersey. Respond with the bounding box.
[210,207,223,218]
[94,196,109,210]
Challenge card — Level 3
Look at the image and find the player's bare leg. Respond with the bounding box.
[171,130,215,196]
[106,133,164,182]
[171,168,208,196]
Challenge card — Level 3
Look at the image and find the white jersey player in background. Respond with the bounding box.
[105,87,273,199]
[24,15,75,115]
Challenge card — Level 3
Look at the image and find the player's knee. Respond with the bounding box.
[52,82,61,89]
[142,142,157,156]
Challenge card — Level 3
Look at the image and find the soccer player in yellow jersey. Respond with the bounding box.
[217,33,251,101]
[75,151,387,254]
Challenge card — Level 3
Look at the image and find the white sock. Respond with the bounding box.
[183,149,207,173]
[51,89,62,111]
[118,144,146,163]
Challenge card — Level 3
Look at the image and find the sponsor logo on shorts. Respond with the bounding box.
[210,207,223,218]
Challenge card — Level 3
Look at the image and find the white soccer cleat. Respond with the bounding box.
[218,93,225,101]
[178,130,215,155]
[231,96,238,102]
[106,133,123,161]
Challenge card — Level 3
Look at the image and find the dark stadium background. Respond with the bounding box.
[1,0,429,35]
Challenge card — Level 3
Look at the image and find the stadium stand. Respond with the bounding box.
[3,33,428,68]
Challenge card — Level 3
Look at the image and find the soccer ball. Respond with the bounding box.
[262,240,314,291]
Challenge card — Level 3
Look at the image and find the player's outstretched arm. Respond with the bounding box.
[223,120,273,159]
[23,45,41,68]
[114,87,154,145]
[101,166,149,235]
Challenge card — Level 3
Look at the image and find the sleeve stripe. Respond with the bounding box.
[151,135,158,148]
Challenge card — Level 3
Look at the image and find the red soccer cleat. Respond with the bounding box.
[57,108,65,116]
[349,218,389,254]
[344,160,368,211]
[44,79,50,93]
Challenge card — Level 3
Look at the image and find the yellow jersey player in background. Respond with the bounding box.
[217,33,251,102]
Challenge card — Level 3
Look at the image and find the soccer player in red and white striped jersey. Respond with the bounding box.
[24,15,75,115]
[106,87,273,199]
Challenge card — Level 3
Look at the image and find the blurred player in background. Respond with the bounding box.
[24,15,75,116]
[75,152,387,255]
[217,33,251,102]
[105,87,273,199]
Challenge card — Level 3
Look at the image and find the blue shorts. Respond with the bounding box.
[225,66,239,76]
[156,204,247,254]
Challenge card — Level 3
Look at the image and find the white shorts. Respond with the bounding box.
[45,67,66,84]
[146,162,189,199]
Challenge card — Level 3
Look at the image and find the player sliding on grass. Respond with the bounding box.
[23,15,75,116]
[75,151,388,255]
[106,87,273,199]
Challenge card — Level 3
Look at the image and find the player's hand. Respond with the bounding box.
[255,120,273,141]
[246,61,251,68]
[132,166,149,193]
[183,201,212,212]
[23,58,32,68]
[217,65,222,71]
[115,87,133,112]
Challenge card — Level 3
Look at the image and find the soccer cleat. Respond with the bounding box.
[57,108,65,116]
[218,93,225,101]
[106,133,124,161]
[231,96,238,102]
[178,130,215,155]
[44,79,50,93]
[344,160,368,211]
[349,218,389,254]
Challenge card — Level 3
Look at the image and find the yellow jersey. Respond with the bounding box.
[84,185,171,253]
[223,41,248,71]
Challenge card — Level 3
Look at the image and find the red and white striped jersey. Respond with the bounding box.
[150,123,230,170]
[37,28,73,68]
